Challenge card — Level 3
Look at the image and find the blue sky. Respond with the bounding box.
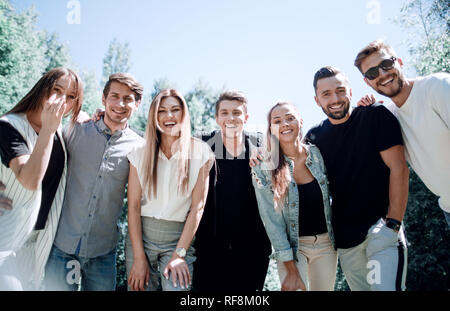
[11,0,416,133]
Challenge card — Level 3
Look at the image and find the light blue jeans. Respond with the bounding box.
[44,244,117,291]
[125,216,195,291]
[337,218,408,291]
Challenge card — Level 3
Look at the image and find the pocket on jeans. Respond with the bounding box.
[366,224,398,258]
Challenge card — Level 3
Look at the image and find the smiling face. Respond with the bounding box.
[157,96,184,137]
[48,75,78,115]
[215,99,248,138]
[360,49,406,98]
[270,104,302,144]
[102,81,139,127]
[314,73,352,124]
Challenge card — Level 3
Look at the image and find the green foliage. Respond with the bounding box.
[116,187,129,291]
[394,0,450,75]
[101,38,132,87]
[403,169,449,290]
[0,0,71,116]
[79,69,102,116]
[184,79,221,133]
[41,32,71,72]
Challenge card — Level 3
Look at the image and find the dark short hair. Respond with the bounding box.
[215,90,248,116]
[103,73,144,102]
[313,66,346,93]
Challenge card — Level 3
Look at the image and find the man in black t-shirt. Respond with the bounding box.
[305,66,409,291]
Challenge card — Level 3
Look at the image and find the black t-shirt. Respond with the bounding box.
[195,131,271,254]
[305,104,403,249]
[215,145,265,247]
[0,120,65,230]
[297,179,328,237]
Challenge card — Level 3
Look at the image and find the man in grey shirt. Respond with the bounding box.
[44,73,144,291]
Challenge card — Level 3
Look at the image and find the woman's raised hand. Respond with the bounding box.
[40,94,66,134]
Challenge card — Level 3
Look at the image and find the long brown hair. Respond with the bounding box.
[142,89,192,199]
[266,102,301,212]
[5,67,83,124]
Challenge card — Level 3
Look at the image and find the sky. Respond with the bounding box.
[11,0,417,133]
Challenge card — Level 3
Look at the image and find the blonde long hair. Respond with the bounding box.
[142,89,191,199]
[266,102,302,212]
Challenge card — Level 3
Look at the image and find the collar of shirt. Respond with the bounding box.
[158,148,180,161]
[94,116,130,139]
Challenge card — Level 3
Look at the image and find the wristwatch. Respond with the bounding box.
[385,218,401,233]
[176,247,186,258]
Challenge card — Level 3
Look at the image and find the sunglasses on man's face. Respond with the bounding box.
[364,57,397,80]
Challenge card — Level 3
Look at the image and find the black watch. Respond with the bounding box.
[385,218,401,233]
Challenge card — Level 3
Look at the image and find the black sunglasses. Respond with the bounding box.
[364,57,397,80]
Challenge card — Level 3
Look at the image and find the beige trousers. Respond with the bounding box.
[277,233,337,291]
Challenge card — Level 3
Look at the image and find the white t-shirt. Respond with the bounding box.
[388,72,450,212]
[127,137,214,222]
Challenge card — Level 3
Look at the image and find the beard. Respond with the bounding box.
[376,73,404,98]
[322,100,350,121]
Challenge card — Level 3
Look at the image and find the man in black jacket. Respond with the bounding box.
[193,91,271,291]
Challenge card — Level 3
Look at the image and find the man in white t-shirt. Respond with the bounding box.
[354,40,450,228]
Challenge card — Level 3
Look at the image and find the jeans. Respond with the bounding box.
[337,218,408,291]
[125,216,195,291]
[277,232,337,291]
[44,244,117,291]
[444,210,450,228]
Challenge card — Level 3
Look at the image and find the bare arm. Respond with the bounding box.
[9,96,66,190]
[163,159,213,289]
[380,145,409,222]
[126,164,150,291]
[281,260,306,291]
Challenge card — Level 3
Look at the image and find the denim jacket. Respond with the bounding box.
[251,144,335,262]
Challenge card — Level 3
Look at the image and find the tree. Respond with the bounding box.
[0,0,72,116]
[394,0,450,291]
[101,38,132,87]
[0,0,45,114]
[184,79,221,134]
[42,31,71,72]
[79,69,102,116]
[395,0,449,75]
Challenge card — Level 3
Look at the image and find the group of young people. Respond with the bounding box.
[0,40,448,291]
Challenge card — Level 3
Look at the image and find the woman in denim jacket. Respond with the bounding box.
[251,102,337,291]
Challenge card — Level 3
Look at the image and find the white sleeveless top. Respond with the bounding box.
[0,113,67,288]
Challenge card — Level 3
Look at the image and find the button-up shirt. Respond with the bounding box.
[54,117,144,258]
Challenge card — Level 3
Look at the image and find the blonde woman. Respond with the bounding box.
[251,102,337,291]
[126,89,214,291]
